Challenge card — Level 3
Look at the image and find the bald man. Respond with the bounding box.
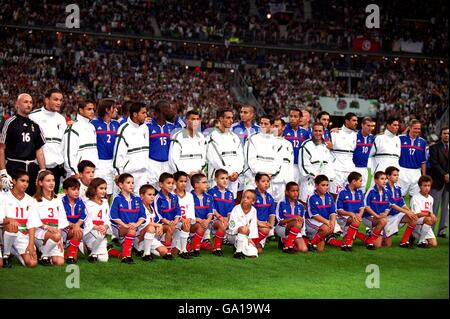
[0,94,46,195]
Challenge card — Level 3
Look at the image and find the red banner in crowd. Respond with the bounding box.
[352,36,380,52]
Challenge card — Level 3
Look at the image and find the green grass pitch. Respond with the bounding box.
[0,230,447,299]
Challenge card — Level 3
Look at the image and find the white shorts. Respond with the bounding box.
[9,232,31,255]
[337,215,350,235]
[413,224,436,241]
[362,217,374,229]
[147,159,172,190]
[275,223,306,239]
[83,230,108,255]
[238,174,245,192]
[225,232,258,257]
[271,182,286,203]
[305,218,323,237]
[371,158,400,180]
[293,165,301,184]
[133,234,164,254]
[329,170,351,195]
[243,172,256,191]
[398,167,421,197]
[96,159,114,194]
[353,166,369,192]
[383,213,405,238]
[34,229,64,257]
[299,177,315,203]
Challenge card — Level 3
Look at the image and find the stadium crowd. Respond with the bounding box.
[1,29,447,139]
[0,0,447,55]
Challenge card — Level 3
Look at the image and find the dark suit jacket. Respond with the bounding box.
[429,141,449,190]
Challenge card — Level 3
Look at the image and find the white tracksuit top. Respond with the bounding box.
[169,128,207,174]
[331,125,357,172]
[299,138,335,180]
[29,107,67,168]
[63,114,98,175]
[113,118,149,175]
[369,129,401,173]
[272,137,294,184]
[206,128,244,180]
[243,132,283,178]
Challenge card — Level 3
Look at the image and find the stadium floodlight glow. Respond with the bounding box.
[440,60,444,64]
[185,65,189,69]
[340,54,344,58]
[267,13,272,19]
[230,69,235,73]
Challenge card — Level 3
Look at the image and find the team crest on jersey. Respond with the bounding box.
[229,220,235,228]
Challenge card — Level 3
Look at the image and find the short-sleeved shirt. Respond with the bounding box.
[276,197,305,222]
[191,191,214,220]
[307,192,336,220]
[207,186,234,217]
[110,193,146,225]
[146,118,176,162]
[0,114,45,160]
[353,130,375,167]
[364,186,390,218]
[154,192,181,221]
[91,117,120,160]
[399,134,427,169]
[283,124,310,164]
[60,195,88,226]
[385,184,405,216]
[254,188,276,222]
[336,185,365,213]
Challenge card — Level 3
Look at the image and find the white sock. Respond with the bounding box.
[41,238,58,257]
[203,228,211,241]
[143,232,155,256]
[419,224,432,243]
[236,233,247,253]
[3,231,18,257]
[179,231,189,253]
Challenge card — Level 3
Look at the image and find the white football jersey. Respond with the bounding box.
[0,191,42,234]
[176,191,196,220]
[34,197,69,229]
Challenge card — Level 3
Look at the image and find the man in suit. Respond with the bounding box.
[429,126,449,238]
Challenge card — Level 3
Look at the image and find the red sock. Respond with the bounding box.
[327,238,343,247]
[367,229,381,245]
[355,231,366,242]
[285,227,300,248]
[68,239,80,258]
[192,231,203,250]
[345,223,360,246]
[252,230,268,246]
[401,224,416,244]
[122,234,134,257]
[311,232,325,245]
[164,241,172,254]
[108,248,121,258]
[214,231,225,249]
